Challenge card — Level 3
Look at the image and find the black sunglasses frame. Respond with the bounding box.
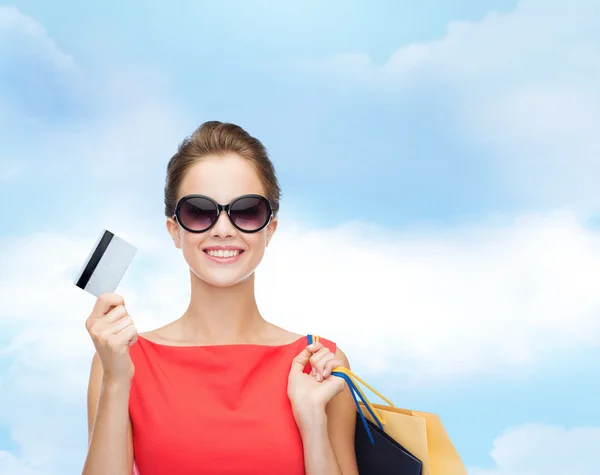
[173,194,274,234]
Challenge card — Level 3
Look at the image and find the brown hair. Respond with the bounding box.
[164,121,281,219]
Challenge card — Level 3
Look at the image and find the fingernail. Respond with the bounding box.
[323,369,328,378]
[317,373,322,382]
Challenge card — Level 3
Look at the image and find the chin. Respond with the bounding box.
[184,249,264,288]
[195,269,255,288]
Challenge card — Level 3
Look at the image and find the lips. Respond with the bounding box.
[202,248,245,264]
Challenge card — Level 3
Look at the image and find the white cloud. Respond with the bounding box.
[2,3,600,474]
[0,6,75,72]
[0,204,178,474]
[3,209,600,472]
[263,210,600,382]
[470,423,600,475]
[0,6,78,132]
[299,0,600,210]
[5,208,600,385]
[0,6,187,181]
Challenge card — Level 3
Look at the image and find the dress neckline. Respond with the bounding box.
[137,334,307,350]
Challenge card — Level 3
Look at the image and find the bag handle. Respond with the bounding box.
[307,334,395,445]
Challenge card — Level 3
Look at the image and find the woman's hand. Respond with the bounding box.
[287,341,347,429]
[85,293,138,384]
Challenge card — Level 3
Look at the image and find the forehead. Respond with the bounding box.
[178,154,265,203]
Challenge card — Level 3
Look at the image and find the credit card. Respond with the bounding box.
[74,229,137,297]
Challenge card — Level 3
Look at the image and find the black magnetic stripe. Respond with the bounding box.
[75,230,114,289]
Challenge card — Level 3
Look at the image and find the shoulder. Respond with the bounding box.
[137,325,176,344]
[135,324,194,346]
[261,324,303,345]
[320,339,358,472]
[334,346,350,368]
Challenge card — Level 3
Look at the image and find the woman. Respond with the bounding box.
[82,121,359,474]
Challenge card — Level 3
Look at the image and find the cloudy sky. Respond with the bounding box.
[1,0,599,473]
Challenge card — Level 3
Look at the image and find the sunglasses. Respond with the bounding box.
[173,194,273,233]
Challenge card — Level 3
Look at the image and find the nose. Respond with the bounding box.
[210,210,237,239]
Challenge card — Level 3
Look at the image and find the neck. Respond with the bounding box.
[179,270,266,344]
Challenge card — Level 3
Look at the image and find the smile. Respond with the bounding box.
[203,249,244,263]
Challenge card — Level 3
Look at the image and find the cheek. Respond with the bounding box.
[247,246,266,265]
[181,233,204,249]
[179,233,207,262]
[246,232,269,256]
[244,233,265,263]
[246,232,266,247]
[238,234,268,269]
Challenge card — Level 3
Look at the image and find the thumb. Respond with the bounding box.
[290,347,312,375]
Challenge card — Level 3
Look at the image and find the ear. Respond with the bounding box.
[166,217,182,249]
[265,216,278,247]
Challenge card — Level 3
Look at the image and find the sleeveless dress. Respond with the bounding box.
[129,334,337,475]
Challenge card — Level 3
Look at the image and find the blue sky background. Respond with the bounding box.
[2,1,600,474]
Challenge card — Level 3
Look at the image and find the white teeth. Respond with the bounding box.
[207,249,240,258]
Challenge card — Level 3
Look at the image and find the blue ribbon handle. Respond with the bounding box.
[307,334,378,445]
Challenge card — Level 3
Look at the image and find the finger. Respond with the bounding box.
[107,315,134,335]
[308,347,335,380]
[90,299,126,325]
[102,305,129,324]
[315,353,336,374]
[309,347,331,370]
[304,342,324,374]
[92,293,124,318]
[322,358,344,378]
[290,348,313,374]
[86,305,128,334]
[314,353,336,381]
[306,342,324,354]
[114,324,138,348]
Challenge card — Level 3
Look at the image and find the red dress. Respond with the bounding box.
[129,334,337,475]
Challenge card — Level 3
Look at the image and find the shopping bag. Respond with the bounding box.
[353,399,467,475]
[307,335,467,475]
[354,410,423,474]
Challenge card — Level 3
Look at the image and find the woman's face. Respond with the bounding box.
[167,154,278,288]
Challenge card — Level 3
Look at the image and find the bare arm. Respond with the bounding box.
[82,352,134,475]
[81,294,138,475]
[300,348,359,475]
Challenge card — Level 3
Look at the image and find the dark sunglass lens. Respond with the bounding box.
[230,197,269,231]
[179,197,217,231]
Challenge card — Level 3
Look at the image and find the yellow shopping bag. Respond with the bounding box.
[308,335,467,475]
[355,400,467,475]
